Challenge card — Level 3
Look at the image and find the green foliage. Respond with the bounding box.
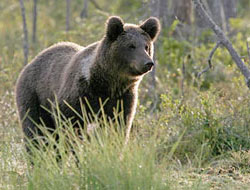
[159,89,250,163]
[1,0,250,189]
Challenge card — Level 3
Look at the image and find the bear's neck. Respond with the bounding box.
[89,61,141,98]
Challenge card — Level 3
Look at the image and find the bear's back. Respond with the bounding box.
[36,42,83,80]
[17,42,83,105]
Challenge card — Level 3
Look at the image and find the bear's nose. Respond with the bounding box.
[145,61,154,70]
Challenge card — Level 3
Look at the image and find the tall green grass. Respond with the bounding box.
[1,1,250,189]
[22,102,171,190]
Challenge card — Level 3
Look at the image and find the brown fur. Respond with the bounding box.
[16,16,160,148]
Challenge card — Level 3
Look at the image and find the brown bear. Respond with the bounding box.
[16,16,160,150]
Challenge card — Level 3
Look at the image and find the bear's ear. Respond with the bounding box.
[106,16,124,42]
[140,17,161,41]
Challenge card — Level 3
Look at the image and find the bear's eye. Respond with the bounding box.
[145,45,149,52]
[129,44,136,50]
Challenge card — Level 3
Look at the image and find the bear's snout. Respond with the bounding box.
[143,61,154,72]
[145,61,154,70]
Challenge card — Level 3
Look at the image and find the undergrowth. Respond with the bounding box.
[0,0,250,189]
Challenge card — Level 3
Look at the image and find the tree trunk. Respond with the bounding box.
[80,0,89,18]
[149,0,158,85]
[199,0,237,31]
[206,0,227,31]
[148,0,163,113]
[149,0,159,17]
[66,0,71,31]
[32,0,37,43]
[172,0,192,24]
[158,0,168,28]
[19,0,29,65]
[222,0,237,19]
[222,0,237,30]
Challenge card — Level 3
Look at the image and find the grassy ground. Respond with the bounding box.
[0,0,250,189]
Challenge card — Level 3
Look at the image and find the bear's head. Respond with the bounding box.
[105,16,160,77]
